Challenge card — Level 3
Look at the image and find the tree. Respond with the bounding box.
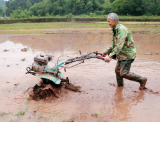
[103,0,111,14]
[0,4,4,16]
[144,0,160,15]
[5,0,43,16]
[111,0,145,16]
[129,0,145,16]
[4,0,160,17]
[26,0,32,9]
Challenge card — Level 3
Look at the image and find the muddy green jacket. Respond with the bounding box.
[105,23,136,61]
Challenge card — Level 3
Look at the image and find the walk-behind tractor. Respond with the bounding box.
[26,51,105,85]
[25,51,106,100]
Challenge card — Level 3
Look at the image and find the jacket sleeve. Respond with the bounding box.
[103,43,114,56]
[109,28,127,58]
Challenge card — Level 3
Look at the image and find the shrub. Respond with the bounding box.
[67,13,73,18]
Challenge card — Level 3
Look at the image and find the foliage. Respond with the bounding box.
[144,0,160,15]
[67,13,73,18]
[0,111,7,116]
[111,0,146,16]
[3,0,160,17]
[103,0,111,14]
[17,111,25,116]
[29,0,104,16]
[0,4,4,16]
[10,9,32,19]
[5,0,43,16]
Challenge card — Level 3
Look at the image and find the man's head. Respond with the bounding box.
[107,13,119,28]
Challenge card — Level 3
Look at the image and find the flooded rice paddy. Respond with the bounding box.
[0,32,160,122]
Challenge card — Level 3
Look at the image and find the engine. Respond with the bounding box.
[32,54,52,73]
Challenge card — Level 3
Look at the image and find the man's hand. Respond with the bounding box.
[102,52,107,57]
[105,55,112,63]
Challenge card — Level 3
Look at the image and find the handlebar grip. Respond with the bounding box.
[96,55,105,60]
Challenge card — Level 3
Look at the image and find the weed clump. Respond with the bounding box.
[0,112,7,117]
[26,99,31,104]
[38,114,43,119]
[17,111,25,116]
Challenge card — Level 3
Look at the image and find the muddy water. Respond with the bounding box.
[0,33,160,122]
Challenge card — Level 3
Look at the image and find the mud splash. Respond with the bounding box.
[30,83,60,100]
[29,81,81,101]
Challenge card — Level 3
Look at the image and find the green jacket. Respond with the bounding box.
[105,23,136,61]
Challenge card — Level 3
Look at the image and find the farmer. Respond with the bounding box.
[102,13,147,90]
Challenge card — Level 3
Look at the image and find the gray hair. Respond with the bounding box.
[108,13,119,22]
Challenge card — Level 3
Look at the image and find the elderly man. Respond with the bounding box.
[102,13,147,90]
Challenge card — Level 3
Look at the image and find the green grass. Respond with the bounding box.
[0,21,160,34]
[17,111,25,116]
[0,22,107,30]
[33,15,160,18]
[62,119,67,122]
[151,29,160,33]
[92,112,106,118]
[38,101,42,106]
[26,99,31,104]
[9,119,18,122]
[0,112,7,116]
[3,15,160,19]
[94,113,102,118]
[38,114,43,119]
[61,119,76,122]
[119,15,160,19]
[96,21,160,24]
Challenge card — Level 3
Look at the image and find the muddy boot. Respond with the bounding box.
[122,72,147,90]
[116,75,124,87]
[139,77,147,90]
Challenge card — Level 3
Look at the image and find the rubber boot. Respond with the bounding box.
[116,74,124,86]
[122,72,147,90]
[139,77,147,90]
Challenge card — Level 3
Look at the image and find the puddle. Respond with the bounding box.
[0,33,160,122]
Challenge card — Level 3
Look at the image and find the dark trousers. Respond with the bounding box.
[115,60,143,86]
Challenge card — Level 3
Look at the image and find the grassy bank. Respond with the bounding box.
[1,16,160,24]
[0,21,160,34]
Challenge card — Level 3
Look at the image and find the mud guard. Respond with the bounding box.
[35,72,63,85]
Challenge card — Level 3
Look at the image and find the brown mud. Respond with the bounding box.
[30,81,81,101]
[0,32,160,122]
[143,52,160,55]
[30,83,60,100]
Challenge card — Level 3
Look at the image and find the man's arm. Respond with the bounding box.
[102,43,114,57]
[108,29,127,58]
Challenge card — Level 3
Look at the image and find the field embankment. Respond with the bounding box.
[1,17,160,24]
[0,18,69,24]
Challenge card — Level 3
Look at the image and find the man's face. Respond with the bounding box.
[107,17,117,28]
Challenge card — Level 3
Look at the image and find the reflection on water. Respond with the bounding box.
[110,87,145,121]
[0,33,160,122]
